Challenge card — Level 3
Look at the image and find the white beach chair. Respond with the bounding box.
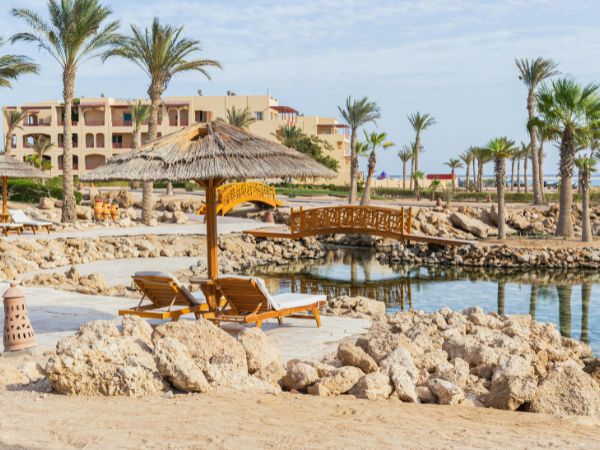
[9,209,53,234]
[0,222,23,236]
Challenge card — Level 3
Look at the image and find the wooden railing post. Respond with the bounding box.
[290,207,295,236]
[400,207,405,238]
[407,207,412,235]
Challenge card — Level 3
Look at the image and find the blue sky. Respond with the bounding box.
[2,0,600,176]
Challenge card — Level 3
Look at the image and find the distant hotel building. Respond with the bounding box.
[3,94,350,185]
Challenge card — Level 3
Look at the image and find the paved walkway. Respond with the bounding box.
[4,216,276,241]
[0,283,370,362]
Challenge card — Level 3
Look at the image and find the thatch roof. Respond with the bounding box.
[81,121,337,182]
[0,154,50,179]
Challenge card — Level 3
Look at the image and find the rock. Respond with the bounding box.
[528,364,600,416]
[380,348,418,383]
[17,361,46,383]
[350,371,393,400]
[153,337,211,393]
[38,197,54,209]
[282,361,319,391]
[75,205,92,220]
[46,321,165,396]
[485,356,537,411]
[328,296,385,318]
[428,378,465,405]
[238,328,282,374]
[337,342,378,373]
[389,364,418,402]
[121,315,154,350]
[449,212,490,239]
[357,332,405,363]
[416,385,436,403]
[172,211,188,224]
[308,366,364,396]
[0,362,28,388]
[435,358,469,388]
[115,190,132,208]
[254,361,286,388]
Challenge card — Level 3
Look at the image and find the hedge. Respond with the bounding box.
[8,179,82,205]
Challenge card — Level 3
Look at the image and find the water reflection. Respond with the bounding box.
[255,247,600,353]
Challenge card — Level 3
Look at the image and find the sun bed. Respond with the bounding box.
[121,271,212,321]
[9,209,53,234]
[0,222,23,236]
[206,275,325,328]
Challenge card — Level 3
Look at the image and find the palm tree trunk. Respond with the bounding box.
[402,161,406,190]
[556,129,575,237]
[142,83,162,225]
[582,170,592,242]
[529,285,537,319]
[496,157,506,239]
[510,158,515,192]
[166,181,174,196]
[528,92,541,205]
[61,69,77,223]
[516,158,521,193]
[360,152,375,206]
[349,129,357,204]
[497,280,505,316]
[472,159,476,191]
[478,162,484,192]
[451,169,456,191]
[413,135,420,197]
[539,142,545,203]
[557,285,572,338]
[581,282,591,344]
[523,151,528,194]
[465,163,470,191]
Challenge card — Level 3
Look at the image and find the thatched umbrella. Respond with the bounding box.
[82,121,335,279]
[0,154,50,222]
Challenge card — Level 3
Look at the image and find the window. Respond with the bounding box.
[254,111,264,121]
[195,110,208,122]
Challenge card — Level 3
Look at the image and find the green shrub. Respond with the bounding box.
[8,178,82,205]
[184,182,197,192]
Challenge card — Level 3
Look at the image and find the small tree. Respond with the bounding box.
[226,106,256,129]
[486,137,516,240]
[578,156,596,242]
[459,149,474,191]
[360,131,394,205]
[31,136,53,169]
[397,147,412,190]
[412,170,424,201]
[444,158,463,191]
[2,108,25,154]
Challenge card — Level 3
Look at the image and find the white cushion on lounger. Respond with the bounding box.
[270,293,326,311]
[9,209,52,226]
[133,271,206,306]
[0,223,22,228]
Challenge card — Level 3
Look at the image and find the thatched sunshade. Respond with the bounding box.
[0,154,50,222]
[82,121,335,279]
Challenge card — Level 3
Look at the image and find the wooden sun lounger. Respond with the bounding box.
[121,271,213,321]
[9,209,53,234]
[205,275,326,329]
[0,223,23,236]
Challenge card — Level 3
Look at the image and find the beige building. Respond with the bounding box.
[3,94,350,185]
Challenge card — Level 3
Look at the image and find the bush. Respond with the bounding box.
[8,178,82,205]
[184,182,197,192]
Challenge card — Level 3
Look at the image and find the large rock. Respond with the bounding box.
[337,342,378,373]
[38,197,54,209]
[380,348,418,383]
[46,321,165,396]
[121,315,154,350]
[282,360,319,391]
[328,296,385,318]
[238,328,284,386]
[485,356,537,410]
[153,337,211,393]
[389,364,418,402]
[528,364,600,416]
[428,378,465,405]
[307,366,364,396]
[356,332,406,363]
[449,212,490,239]
[172,211,188,224]
[350,371,393,400]
[115,189,132,208]
[75,205,92,221]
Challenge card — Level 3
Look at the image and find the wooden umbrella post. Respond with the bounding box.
[1,176,8,223]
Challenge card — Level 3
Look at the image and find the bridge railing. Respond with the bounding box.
[217,181,280,215]
[289,205,412,238]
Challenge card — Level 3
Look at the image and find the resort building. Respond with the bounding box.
[3,94,351,185]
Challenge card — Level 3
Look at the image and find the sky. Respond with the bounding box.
[2,0,600,176]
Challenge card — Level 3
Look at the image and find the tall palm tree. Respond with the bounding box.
[360,131,394,205]
[130,101,150,149]
[31,136,53,169]
[397,147,412,190]
[338,97,381,204]
[105,17,221,223]
[521,142,530,193]
[2,108,26,154]
[515,147,522,193]
[516,57,559,204]
[472,147,490,192]
[0,36,38,89]
[226,106,256,129]
[407,112,435,197]
[459,149,473,191]
[444,158,463,191]
[509,150,518,192]
[486,137,516,239]
[12,0,120,223]
[536,79,600,237]
[577,156,596,242]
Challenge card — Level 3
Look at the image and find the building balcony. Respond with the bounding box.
[85,120,105,126]
[112,142,132,149]
[57,120,79,126]
[112,119,132,127]
[23,122,51,127]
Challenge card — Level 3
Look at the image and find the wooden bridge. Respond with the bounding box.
[247,205,474,247]
[197,181,282,216]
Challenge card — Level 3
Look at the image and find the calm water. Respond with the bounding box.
[255,248,600,353]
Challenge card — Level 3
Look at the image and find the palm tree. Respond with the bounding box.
[509,150,518,192]
[31,136,53,169]
[444,158,463,191]
[0,36,38,89]
[338,97,381,204]
[226,106,256,129]
[521,142,530,193]
[472,147,490,192]
[577,156,596,242]
[105,17,221,223]
[360,131,394,205]
[12,0,120,223]
[516,57,559,204]
[2,108,25,154]
[275,124,303,148]
[536,79,600,237]
[412,170,425,201]
[397,147,412,189]
[130,101,150,149]
[486,137,516,239]
[407,112,436,197]
[459,150,473,191]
